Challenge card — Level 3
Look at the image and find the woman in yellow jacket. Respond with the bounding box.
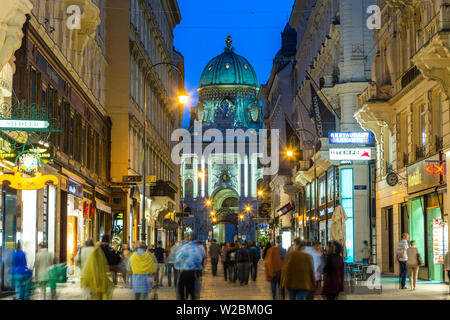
[128,242,157,300]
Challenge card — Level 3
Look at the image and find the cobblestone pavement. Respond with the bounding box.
[2,258,450,300]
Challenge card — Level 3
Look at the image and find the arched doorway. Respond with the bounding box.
[212,189,239,243]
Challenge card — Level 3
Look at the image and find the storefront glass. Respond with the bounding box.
[22,190,37,270]
[1,188,17,290]
[341,168,354,263]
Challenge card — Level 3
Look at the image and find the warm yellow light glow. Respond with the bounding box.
[212,217,217,223]
[257,190,263,197]
[178,95,189,105]
[246,206,251,212]
[198,171,204,179]
[210,211,215,216]
[239,214,244,220]
[205,199,212,206]
[286,150,294,157]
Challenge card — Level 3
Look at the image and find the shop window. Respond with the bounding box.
[319,176,326,205]
[409,197,425,266]
[184,179,193,199]
[327,169,334,203]
[306,184,310,211]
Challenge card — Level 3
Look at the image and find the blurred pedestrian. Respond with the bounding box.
[34,242,55,300]
[360,240,371,264]
[322,241,344,300]
[7,241,32,300]
[233,241,240,283]
[175,236,204,300]
[281,239,316,300]
[120,243,132,288]
[396,233,409,290]
[209,239,221,276]
[153,241,166,287]
[264,237,286,300]
[236,241,251,285]
[221,243,229,281]
[76,240,95,299]
[100,235,122,286]
[262,242,272,260]
[226,243,236,283]
[128,242,157,300]
[80,244,114,300]
[167,240,181,287]
[249,241,261,281]
[407,240,422,291]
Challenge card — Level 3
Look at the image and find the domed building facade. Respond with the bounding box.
[181,36,266,243]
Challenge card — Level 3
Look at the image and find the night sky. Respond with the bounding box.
[173,0,295,127]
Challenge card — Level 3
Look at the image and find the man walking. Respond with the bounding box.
[153,241,166,287]
[167,241,181,287]
[209,239,221,276]
[236,241,251,285]
[249,241,261,281]
[100,235,122,286]
[396,233,409,289]
[264,237,286,300]
[175,236,204,300]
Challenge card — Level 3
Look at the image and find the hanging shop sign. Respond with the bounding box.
[329,132,371,144]
[407,155,444,194]
[276,202,294,217]
[329,148,371,160]
[0,120,50,130]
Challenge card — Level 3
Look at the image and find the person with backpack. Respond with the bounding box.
[235,241,251,285]
[249,241,261,281]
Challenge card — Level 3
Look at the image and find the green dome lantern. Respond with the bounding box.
[199,36,259,88]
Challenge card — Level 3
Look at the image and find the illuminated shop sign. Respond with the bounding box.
[329,132,371,144]
[0,120,50,130]
[329,148,371,160]
[407,155,444,194]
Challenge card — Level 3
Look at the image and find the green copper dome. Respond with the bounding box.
[199,37,258,88]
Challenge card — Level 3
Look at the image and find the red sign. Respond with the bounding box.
[425,163,446,175]
[89,203,95,219]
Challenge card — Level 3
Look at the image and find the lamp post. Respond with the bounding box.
[141,62,188,244]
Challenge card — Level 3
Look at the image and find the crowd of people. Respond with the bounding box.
[263,237,345,300]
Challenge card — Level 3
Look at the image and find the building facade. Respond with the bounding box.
[270,0,376,262]
[0,0,112,292]
[356,0,450,281]
[105,0,184,249]
[181,37,264,243]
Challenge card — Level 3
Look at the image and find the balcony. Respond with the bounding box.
[357,82,392,108]
[415,145,426,161]
[401,66,421,89]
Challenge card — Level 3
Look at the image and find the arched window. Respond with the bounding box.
[184,179,193,199]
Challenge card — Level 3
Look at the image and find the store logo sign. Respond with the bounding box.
[425,163,446,175]
[329,132,371,144]
[329,148,371,160]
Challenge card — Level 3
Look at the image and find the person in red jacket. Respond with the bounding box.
[322,241,344,300]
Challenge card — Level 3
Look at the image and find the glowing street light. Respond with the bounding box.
[257,189,263,197]
[178,92,189,105]
[205,199,212,206]
[210,211,216,216]
[286,149,294,158]
[245,206,251,212]
[198,171,204,179]
[212,217,217,223]
[239,214,244,220]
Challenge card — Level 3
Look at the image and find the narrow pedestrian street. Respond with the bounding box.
[2,258,450,301]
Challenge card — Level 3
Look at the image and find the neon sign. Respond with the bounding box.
[425,163,446,175]
[329,132,371,144]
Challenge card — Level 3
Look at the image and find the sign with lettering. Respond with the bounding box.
[0,120,50,130]
[329,132,371,144]
[407,154,443,194]
[329,148,372,160]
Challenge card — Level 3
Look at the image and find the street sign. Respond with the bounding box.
[122,175,142,183]
[0,119,50,130]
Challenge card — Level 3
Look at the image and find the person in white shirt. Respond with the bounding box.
[396,233,409,289]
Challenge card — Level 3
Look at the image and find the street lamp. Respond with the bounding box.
[141,62,188,244]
